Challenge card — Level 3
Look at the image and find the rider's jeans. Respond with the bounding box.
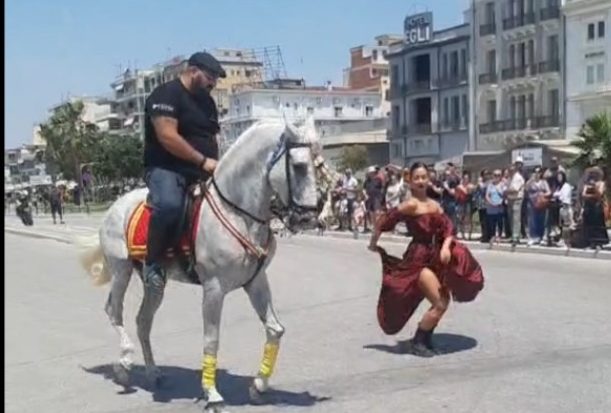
[145,168,188,266]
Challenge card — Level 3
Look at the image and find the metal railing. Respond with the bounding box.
[501,64,537,80]
[409,123,432,135]
[479,72,498,84]
[538,59,560,73]
[479,116,559,134]
[503,12,536,30]
[540,6,560,21]
[480,23,496,36]
[437,74,468,87]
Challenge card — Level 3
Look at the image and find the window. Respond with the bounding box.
[334,106,343,117]
[461,49,467,78]
[442,53,448,79]
[488,100,497,122]
[597,63,605,83]
[293,103,299,111]
[365,105,374,117]
[450,51,459,77]
[587,65,595,84]
[452,96,460,124]
[528,94,534,119]
[485,2,495,24]
[392,105,400,128]
[372,50,378,60]
[549,89,559,118]
[510,96,517,120]
[548,35,559,61]
[588,23,595,40]
[372,68,378,77]
[598,21,605,38]
[307,106,314,114]
[462,94,468,124]
[443,98,449,126]
[488,49,497,73]
[391,65,399,86]
[509,44,516,68]
[392,142,402,157]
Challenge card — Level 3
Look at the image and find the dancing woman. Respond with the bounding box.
[368,162,484,357]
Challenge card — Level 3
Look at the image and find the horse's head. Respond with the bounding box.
[266,116,321,231]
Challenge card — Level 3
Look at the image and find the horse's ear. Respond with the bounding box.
[303,114,318,144]
[284,121,300,140]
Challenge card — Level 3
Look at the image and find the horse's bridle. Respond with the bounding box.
[210,133,320,229]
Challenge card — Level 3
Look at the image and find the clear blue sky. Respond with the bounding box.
[5,0,470,148]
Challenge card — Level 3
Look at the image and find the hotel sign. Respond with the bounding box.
[404,12,433,46]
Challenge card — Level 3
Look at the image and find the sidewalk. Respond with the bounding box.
[301,228,611,261]
[5,216,611,260]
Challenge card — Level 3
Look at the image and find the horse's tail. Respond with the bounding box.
[75,233,111,286]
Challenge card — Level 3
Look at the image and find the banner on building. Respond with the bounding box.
[512,148,542,167]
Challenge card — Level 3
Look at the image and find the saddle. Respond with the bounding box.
[126,184,204,261]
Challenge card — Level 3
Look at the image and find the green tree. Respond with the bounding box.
[93,133,144,184]
[39,100,101,183]
[337,145,368,173]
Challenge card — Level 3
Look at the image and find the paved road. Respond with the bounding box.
[5,232,611,413]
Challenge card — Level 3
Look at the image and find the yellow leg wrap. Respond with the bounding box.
[258,342,280,378]
[201,354,217,390]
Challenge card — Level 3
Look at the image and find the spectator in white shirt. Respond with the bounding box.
[506,158,525,245]
[553,171,575,247]
[342,169,358,231]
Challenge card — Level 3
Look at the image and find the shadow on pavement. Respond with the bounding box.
[363,332,478,356]
[82,364,331,407]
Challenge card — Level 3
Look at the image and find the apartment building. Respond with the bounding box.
[387,12,471,165]
[470,0,564,151]
[564,0,611,140]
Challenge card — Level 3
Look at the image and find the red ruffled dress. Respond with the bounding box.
[375,209,484,335]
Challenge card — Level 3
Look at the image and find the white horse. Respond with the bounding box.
[79,118,321,412]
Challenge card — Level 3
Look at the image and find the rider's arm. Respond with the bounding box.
[147,88,205,168]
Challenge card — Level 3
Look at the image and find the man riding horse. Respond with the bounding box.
[143,51,225,291]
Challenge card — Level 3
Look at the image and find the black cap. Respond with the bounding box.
[187,52,226,78]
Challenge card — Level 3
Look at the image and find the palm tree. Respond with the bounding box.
[39,100,100,184]
[572,112,611,170]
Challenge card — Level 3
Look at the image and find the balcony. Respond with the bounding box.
[437,74,467,88]
[479,121,504,134]
[501,64,537,80]
[406,80,432,94]
[535,115,560,128]
[480,23,496,36]
[538,59,560,74]
[408,123,432,135]
[540,6,560,21]
[502,12,536,31]
[479,72,498,84]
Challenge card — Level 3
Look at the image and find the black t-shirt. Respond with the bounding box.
[442,175,460,203]
[144,79,220,179]
[427,180,443,201]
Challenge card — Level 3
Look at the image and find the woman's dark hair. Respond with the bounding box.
[410,161,428,175]
[480,169,489,178]
[557,171,567,185]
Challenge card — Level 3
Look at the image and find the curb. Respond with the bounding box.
[6,226,611,261]
[5,227,74,244]
[301,230,611,261]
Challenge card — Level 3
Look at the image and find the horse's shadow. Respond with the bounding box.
[82,364,331,407]
[363,332,478,356]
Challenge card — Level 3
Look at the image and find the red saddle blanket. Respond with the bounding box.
[126,200,202,261]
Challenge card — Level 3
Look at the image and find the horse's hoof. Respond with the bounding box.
[112,363,130,387]
[204,401,229,413]
[249,384,267,405]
